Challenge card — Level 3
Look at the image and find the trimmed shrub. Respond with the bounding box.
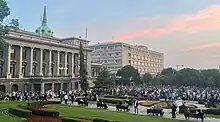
[103,96,129,99]
[99,98,132,105]
[9,108,32,118]
[203,109,220,115]
[32,109,60,117]
[28,101,61,106]
[62,117,90,122]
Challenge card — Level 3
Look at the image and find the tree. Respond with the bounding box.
[175,68,200,86]
[0,0,10,59]
[0,0,20,60]
[9,19,19,30]
[79,42,89,91]
[161,67,176,75]
[141,73,152,84]
[116,65,140,85]
[94,70,114,88]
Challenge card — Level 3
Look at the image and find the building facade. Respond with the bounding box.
[0,6,93,93]
[89,42,164,75]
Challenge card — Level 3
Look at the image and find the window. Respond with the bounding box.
[43,51,46,61]
[10,64,15,77]
[23,49,27,60]
[41,29,45,33]
[10,48,15,59]
[33,50,37,61]
[52,53,54,61]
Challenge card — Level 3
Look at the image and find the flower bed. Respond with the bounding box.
[27,103,60,118]
[24,115,63,122]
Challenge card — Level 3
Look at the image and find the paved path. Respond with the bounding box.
[49,98,220,122]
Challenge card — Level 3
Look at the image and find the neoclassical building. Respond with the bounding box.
[0,6,95,93]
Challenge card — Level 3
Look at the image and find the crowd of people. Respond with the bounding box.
[93,85,220,102]
[1,85,220,104]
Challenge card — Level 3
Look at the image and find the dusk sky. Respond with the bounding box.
[6,0,220,69]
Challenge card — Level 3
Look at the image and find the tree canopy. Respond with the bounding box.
[79,42,89,91]
[94,70,114,88]
[116,65,141,85]
[0,0,20,59]
[139,68,220,87]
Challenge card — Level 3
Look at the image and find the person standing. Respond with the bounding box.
[171,103,177,118]
[134,99,139,114]
[64,94,68,104]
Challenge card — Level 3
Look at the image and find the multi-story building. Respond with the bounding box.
[89,42,164,75]
[0,6,93,93]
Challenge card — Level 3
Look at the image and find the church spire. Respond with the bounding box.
[42,6,47,25]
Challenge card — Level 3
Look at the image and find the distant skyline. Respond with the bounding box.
[6,0,220,69]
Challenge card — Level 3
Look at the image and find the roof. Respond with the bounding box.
[60,37,90,42]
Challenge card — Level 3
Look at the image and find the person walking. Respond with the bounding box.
[134,99,139,114]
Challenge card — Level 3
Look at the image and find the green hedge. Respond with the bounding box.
[27,101,61,106]
[32,109,60,117]
[203,109,220,115]
[8,107,32,118]
[62,117,92,122]
[99,98,132,106]
[103,96,130,99]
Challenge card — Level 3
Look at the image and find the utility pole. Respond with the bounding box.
[85,27,88,38]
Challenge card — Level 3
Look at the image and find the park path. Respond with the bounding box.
[48,98,220,122]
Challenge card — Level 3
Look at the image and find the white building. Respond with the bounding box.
[0,6,95,93]
[89,42,164,75]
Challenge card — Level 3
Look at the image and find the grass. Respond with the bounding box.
[0,101,25,122]
[45,104,186,122]
[206,114,220,119]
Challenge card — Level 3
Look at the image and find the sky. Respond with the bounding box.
[6,0,220,69]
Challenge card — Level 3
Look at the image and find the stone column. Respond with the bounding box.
[48,50,52,76]
[71,53,74,77]
[19,46,23,78]
[6,44,11,79]
[41,83,44,94]
[29,47,33,76]
[39,49,43,76]
[31,83,34,92]
[57,51,60,76]
[64,52,67,76]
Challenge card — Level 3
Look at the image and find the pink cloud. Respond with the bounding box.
[115,5,220,40]
[183,42,220,51]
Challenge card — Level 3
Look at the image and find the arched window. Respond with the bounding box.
[12,84,18,92]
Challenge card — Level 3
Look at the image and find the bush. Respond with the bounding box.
[32,109,60,117]
[99,97,132,106]
[8,108,32,118]
[103,96,129,99]
[28,101,61,106]
[203,109,220,115]
[63,117,91,122]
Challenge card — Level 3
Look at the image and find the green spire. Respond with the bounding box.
[42,6,47,25]
[35,6,53,36]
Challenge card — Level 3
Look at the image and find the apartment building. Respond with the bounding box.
[89,42,164,75]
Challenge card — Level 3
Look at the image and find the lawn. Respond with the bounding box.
[45,104,186,122]
[0,101,24,122]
